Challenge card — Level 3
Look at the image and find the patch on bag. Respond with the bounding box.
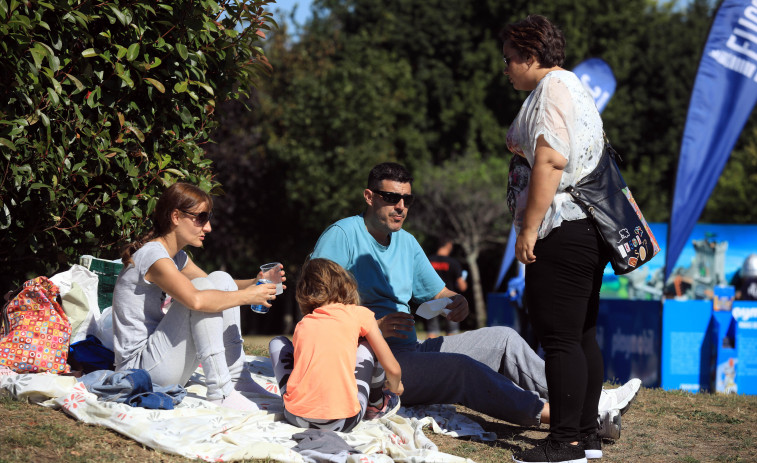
[617,244,628,258]
[635,226,643,236]
[624,242,631,253]
[617,228,630,242]
[628,257,638,267]
[640,246,647,261]
[623,187,661,254]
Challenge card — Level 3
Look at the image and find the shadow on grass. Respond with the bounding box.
[457,408,623,456]
[455,409,548,452]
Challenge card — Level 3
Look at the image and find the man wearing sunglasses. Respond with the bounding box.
[310,162,639,434]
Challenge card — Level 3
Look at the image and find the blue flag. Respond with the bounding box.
[667,0,757,280]
[495,226,517,291]
[573,58,617,113]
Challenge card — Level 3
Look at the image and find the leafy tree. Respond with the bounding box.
[0,0,275,294]
[410,154,510,328]
[201,13,428,276]
[317,0,515,163]
[310,0,719,208]
[200,18,429,332]
[702,123,757,223]
[601,0,716,222]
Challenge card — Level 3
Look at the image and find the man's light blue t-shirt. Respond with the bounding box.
[311,214,445,348]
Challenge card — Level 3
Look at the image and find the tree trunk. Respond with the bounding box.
[463,250,487,329]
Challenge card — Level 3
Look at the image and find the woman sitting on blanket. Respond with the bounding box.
[113,182,282,411]
[269,258,404,432]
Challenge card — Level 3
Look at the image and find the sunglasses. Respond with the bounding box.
[370,189,415,207]
[181,209,213,226]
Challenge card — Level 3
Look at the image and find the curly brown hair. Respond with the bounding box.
[500,15,565,68]
[296,258,361,316]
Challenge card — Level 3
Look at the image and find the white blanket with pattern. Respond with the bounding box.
[0,356,495,462]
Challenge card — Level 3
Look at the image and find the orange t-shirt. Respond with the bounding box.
[283,303,379,419]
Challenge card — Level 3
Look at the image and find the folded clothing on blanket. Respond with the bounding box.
[78,368,186,410]
[292,429,361,463]
[292,429,360,454]
[69,335,115,373]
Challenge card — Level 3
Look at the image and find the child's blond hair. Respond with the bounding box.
[296,258,360,315]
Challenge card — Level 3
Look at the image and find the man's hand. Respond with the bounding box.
[377,313,415,339]
[444,294,469,323]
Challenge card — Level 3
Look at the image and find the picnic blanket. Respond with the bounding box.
[0,356,495,462]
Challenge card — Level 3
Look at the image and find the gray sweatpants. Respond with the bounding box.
[130,271,246,400]
[393,326,548,426]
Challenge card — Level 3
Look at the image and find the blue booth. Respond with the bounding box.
[659,300,757,394]
[596,299,661,388]
[660,300,713,392]
[733,302,757,394]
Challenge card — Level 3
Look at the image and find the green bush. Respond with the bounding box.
[0,0,275,293]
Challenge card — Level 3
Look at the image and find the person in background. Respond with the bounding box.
[269,258,403,432]
[503,14,613,462]
[426,237,468,338]
[113,182,283,411]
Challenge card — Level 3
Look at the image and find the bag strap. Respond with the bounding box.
[566,135,623,194]
[0,298,9,337]
[603,133,623,163]
[1,287,23,337]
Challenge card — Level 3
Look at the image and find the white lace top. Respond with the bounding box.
[506,70,604,239]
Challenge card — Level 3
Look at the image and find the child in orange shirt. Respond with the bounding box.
[269,258,403,432]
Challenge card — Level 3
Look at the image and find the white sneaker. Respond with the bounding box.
[597,408,621,440]
[599,378,641,416]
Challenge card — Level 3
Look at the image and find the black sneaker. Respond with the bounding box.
[512,439,588,463]
[582,432,602,459]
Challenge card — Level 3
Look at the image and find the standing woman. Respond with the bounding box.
[113,182,281,411]
[502,15,608,463]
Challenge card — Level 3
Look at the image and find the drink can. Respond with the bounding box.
[250,279,272,314]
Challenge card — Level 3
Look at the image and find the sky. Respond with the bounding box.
[269,0,314,26]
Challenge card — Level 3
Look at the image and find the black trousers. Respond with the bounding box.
[525,219,609,441]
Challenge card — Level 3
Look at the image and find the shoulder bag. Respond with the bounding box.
[565,142,660,275]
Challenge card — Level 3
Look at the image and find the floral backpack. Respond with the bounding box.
[0,276,71,374]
